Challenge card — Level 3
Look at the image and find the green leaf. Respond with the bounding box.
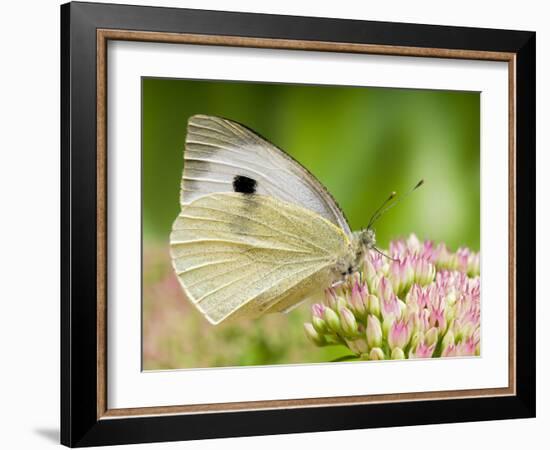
[330,354,360,362]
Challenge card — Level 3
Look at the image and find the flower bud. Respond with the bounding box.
[390,239,407,257]
[335,296,348,312]
[389,258,415,297]
[456,337,476,356]
[339,307,358,336]
[442,330,455,349]
[467,252,480,277]
[407,234,421,254]
[382,314,396,338]
[346,338,368,355]
[310,304,327,333]
[429,307,447,332]
[304,323,326,346]
[441,342,457,357]
[448,253,459,271]
[349,282,367,318]
[456,248,470,273]
[445,289,458,307]
[434,243,451,269]
[408,331,422,351]
[311,303,325,318]
[417,309,430,332]
[378,276,395,304]
[324,288,338,309]
[397,299,407,315]
[388,319,410,350]
[424,327,439,346]
[413,258,436,286]
[366,274,381,295]
[406,309,426,334]
[312,316,327,334]
[366,315,383,348]
[381,293,401,322]
[391,347,405,359]
[363,258,377,289]
[350,271,362,287]
[410,342,435,359]
[323,307,341,333]
[367,294,381,317]
[369,347,385,360]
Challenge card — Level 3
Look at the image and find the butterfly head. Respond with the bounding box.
[331,178,425,281]
[355,227,376,250]
[332,228,376,279]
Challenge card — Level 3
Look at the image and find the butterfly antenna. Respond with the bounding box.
[368,179,424,227]
[371,246,398,262]
[367,191,397,229]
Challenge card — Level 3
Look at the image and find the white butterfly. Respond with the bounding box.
[170,115,419,324]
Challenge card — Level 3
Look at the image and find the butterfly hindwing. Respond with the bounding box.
[170,193,349,324]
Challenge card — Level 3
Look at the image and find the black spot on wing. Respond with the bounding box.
[233,175,257,194]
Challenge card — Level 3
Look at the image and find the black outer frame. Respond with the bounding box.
[60,1,536,447]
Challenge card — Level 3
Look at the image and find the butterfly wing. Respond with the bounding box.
[181,115,352,236]
[170,192,349,324]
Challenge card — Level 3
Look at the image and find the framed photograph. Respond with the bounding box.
[61,1,536,447]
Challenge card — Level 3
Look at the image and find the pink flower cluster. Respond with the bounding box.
[304,234,480,360]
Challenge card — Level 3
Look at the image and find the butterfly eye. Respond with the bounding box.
[233,175,257,194]
[341,265,353,276]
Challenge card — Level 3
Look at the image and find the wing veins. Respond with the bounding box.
[174,226,277,239]
[188,202,323,254]
[185,260,256,289]
[195,270,255,303]
[184,155,299,201]
[230,260,328,315]
[176,258,239,275]
[188,134,248,150]
[188,121,235,137]
[172,238,311,254]
[187,140,249,155]
[251,200,335,254]
[182,176,230,185]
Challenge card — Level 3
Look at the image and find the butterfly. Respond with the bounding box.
[170,115,422,324]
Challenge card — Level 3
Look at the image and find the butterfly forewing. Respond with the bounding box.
[182,115,352,236]
[170,193,349,324]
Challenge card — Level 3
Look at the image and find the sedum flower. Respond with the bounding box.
[378,277,401,320]
[366,315,383,348]
[303,323,326,346]
[323,307,341,333]
[389,257,415,297]
[425,327,439,346]
[391,347,406,360]
[367,294,381,317]
[339,307,359,336]
[311,304,327,333]
[410,341,436,359]
[411,256,436,286]
[305,234,480,361]
[346,338,368,355]
[369,347,385,360]
[388,319,411,350]
[349,282,368,318]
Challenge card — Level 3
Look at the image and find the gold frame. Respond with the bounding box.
[96,29,516,420]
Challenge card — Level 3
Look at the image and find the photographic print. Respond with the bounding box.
[142,78,480,370]
[62,5,534,445]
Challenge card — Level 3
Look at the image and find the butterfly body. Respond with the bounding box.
[170,115,376,324]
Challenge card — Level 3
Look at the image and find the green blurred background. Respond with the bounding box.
[142,77,480,370]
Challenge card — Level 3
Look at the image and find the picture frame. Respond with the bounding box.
[60,1,536,447]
